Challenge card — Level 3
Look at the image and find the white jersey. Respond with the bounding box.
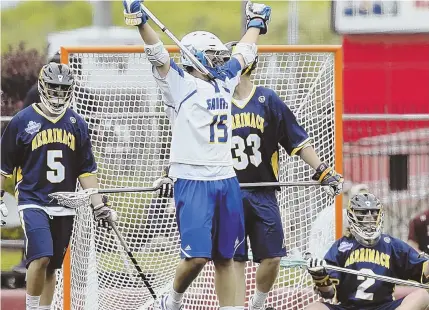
[153,58,242,180]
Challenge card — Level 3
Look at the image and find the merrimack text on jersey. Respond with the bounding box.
[32,128,75,151]
[232,112,265,133]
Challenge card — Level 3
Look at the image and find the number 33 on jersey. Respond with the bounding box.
[231,86,310,183]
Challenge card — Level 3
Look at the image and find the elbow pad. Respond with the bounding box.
[145,41,169,67]
[232,42,257,68]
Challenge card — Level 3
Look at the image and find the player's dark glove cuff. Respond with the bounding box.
[156,166,173,198]
[247,17,268,34]
[312,163,332,182]
[308,269,332,287]
[91,195,113,231]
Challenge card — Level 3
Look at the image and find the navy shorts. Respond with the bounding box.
[323,298,404,310]
[234,189,286,263]
[19,208,74,269]
[174,177,245,260]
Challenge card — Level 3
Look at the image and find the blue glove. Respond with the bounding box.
[123,0,149,27]
[245,1,272,35]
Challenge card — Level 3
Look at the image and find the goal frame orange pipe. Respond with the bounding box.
[60,45,343,310]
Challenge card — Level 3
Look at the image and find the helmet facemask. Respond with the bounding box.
[204,49,231,68]
[347,193,384,247]
[39,81,73,115]
[38,63,74,115]
[180,31,231,76]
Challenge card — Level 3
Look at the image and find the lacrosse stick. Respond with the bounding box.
[273,256,429,290]
[240,181,320,188]
[110,222,157,299]
[48,186,160,209]
[140,3,214,79]
[49,188,159,299]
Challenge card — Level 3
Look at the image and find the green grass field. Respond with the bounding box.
[1,0,340,54]
[1,248,23,271]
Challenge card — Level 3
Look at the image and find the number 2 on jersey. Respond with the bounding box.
[210,114,228,143]
[355,268,375,301]
[47,150,65,183]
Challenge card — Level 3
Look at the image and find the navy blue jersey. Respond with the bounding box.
[325,234,428,307]
[231,86,309,184]
[1,104,97,207]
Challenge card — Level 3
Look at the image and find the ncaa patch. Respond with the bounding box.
[258,96,265,103]
[338,241,354,253]
[25,121,41,135]
[70,117,76,124]
[384,236,391,243]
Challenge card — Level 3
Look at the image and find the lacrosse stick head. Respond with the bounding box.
[48,188,99,209]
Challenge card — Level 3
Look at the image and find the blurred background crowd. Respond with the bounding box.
[1,0,428,302]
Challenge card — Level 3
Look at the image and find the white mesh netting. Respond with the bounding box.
[52,47,339,310]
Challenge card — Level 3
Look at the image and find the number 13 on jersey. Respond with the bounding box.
[210,114,228,143]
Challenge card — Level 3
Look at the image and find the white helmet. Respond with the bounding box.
[180,31,230,73]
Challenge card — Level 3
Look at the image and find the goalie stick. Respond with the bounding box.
[265,254,429,290]
[139,3,214,79]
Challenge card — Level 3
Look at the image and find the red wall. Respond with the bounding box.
[342,34,429,141]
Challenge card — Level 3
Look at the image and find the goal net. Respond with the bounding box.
[52,45,342,310]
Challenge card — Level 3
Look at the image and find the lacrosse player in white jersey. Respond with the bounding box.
[123,1,271,309]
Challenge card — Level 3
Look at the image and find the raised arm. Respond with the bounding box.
[232,2,271,70]
[123,0,171,77]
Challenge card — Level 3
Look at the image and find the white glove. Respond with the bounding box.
[123,0,149,27]
[245,1,272,35]
[306,256,332,288]
[153,168,173,198]
[306,257,327,273]
[0,190,8,226]
[92,196,118,230]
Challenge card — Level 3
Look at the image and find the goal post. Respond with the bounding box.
[55,45,343,310]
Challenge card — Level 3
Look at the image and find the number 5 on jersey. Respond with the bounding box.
[210,114,228,143]
[47,150,65,183]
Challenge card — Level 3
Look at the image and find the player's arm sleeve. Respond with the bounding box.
[323,242,342,285]
[395,239,428,283]
[152,59,197,115]
[77,120,97,178]
[1,117,22,178]
[270,92,311,155]
[220,57,242,91]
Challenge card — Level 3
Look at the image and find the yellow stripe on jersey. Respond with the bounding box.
[271,151,279,179]
[32,103,67,124]
[78,172,96,179]
[290,137,312,156]
[14,167,23,200]
[1,171,12,178]
[15,167,23,183]
[232,85,257,109]
[421,260,429,283]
